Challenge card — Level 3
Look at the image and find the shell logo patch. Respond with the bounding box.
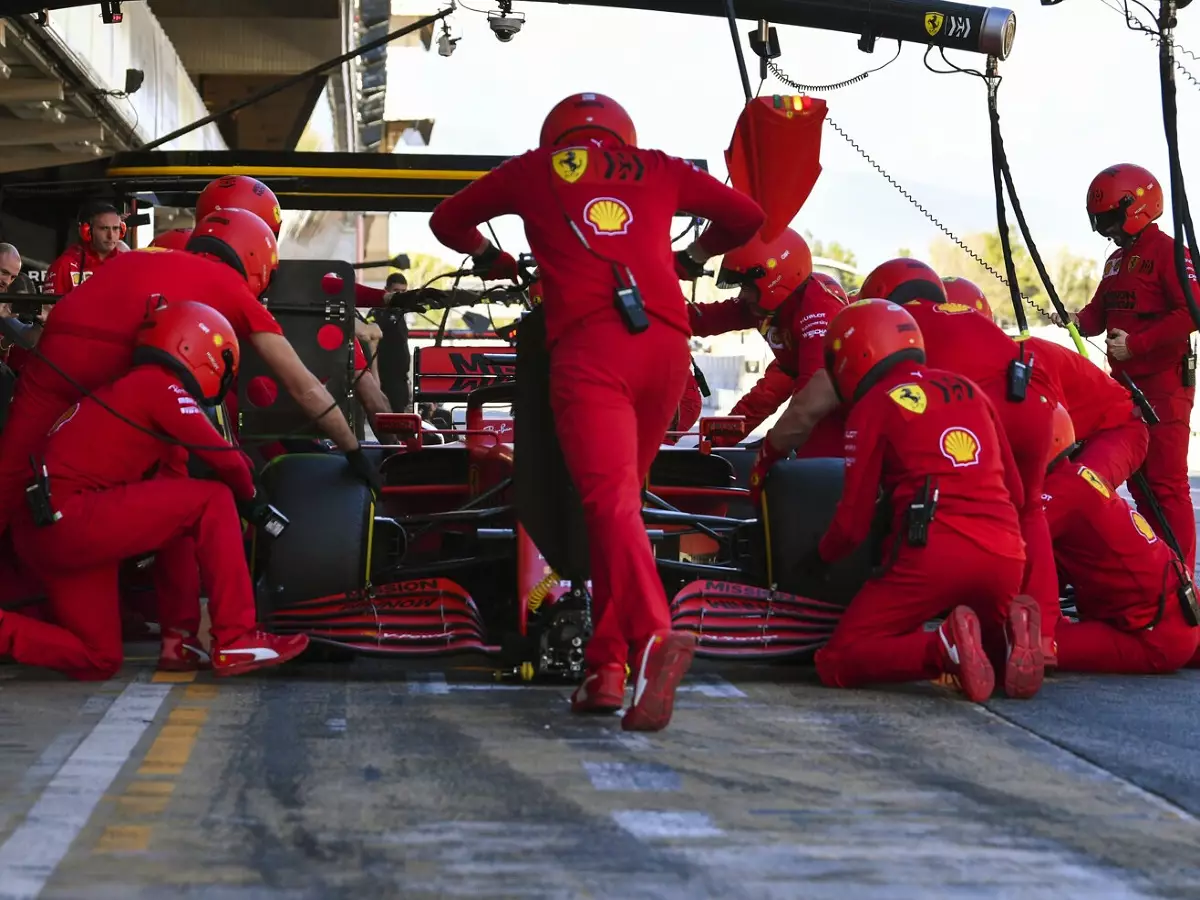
[766,258,778,270]
[584,197,632,236]
[940,427,980,467]
[888,383,927,414]
[1078,466,1111,498]
[213,333,225,347]
[552,148,589,184]
[1131,509,1158,544]
[934,302,973,315]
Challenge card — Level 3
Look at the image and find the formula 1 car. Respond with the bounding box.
[244,261,874,680]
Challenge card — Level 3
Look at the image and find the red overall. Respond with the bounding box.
[430,139,764,669]
[688,277,848,455]
[1044,460,1198,673]
[1,366,258,680]
[815,364,1026,687]
[0,249,281,539]
[906,300,1061,637]
[42,242,128,297]
[1024,336,1148,489]
[1076,224,1197,570]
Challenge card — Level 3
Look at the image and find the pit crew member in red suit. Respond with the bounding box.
[0,301,309,680]
[429,91,764,731]
[0,208,378,542]
[1044,404,1198,673]
[810,299,1042,701]
[43,202,129,297]
[942,276,995,321]
[1052,164,1197,571]
[1023,335,1146,490]
[197,175,283,237]
[686,229,848,448]
[758,259,1062,655]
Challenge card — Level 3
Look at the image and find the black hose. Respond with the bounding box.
[985,64,1027,334]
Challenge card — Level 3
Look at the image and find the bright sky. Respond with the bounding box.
[386,0,1200,274]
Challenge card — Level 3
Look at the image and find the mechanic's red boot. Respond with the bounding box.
[157,629,211,672]
[1004,594,1044,700]
[211,631,309,677]
[936,606,995,703]
[571,663,626,714]
[622,631,696,732]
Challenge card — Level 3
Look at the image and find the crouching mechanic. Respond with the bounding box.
[809,300,1042,700]
[0,302,309,680]
[1044,404,1198,673]
[685,228,848,449]
[0,207,380,541]
[430,91,764,731]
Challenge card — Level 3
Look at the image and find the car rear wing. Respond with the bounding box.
[412,344,516,405]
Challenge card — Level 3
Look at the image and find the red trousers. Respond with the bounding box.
[1057,598,1198,674]
[0,330,130,536]
[1,479,257,680]
[550,318,692,669]
[816,528,1024,687]
[1073,416,1150,491]
[985,382,1060,638]
[1126,373,1195,572]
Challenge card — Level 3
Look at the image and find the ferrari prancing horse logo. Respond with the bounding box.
[925,12,945,36]
[1078,465,1112,498]
[888,383,928,414]
[552,148,588,184]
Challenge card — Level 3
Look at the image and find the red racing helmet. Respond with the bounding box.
[811,271,849,304]
[942,276,993,321]
[718,227,813,314]
[824,299,926,403]
[859,258,946,305]
[1086,164,1163,239]
[197,175,282,237]
[1047,402,1077,470]
[150,228,193,251]
[539,93,637,149]
[186,208,279,297]
[133,300,240,405]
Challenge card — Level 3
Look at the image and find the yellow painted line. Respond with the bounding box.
[137,717,202,777]
[124,781,175,797]
[185,683,219,701]
[169,706,209,726]
[151,670,198,684]
[107,165,486,181]
[116,793,171,815]
[95,824,151,854]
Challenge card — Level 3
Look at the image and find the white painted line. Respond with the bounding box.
[678,678,747,699]
[582,762,681,792]
[0,682,171,900]
[407,673,450,695]
[612,811,724,839]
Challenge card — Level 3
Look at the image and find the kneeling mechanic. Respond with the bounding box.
[808,299,1044,702]
[0,301,309,680]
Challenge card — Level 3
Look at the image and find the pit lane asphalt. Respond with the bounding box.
[2,490,1200,899]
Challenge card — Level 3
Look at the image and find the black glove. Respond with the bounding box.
[346,448,383,499]
[799,546,830,583]
[674,249,707,281]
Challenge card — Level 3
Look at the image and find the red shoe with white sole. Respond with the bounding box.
[157,629,211,672]
[212,632,309,677]
[571,663,626,714]
[1004,594,1045,699]
[936,606,995,703]
[622,631,696,732]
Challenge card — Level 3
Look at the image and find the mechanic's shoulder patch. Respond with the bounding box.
[888,383,927,414]
[1077,465,1112,498]
[551,147,588,184]
[1130,509,1158,544]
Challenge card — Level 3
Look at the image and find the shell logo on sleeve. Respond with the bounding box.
[940,427,980,467]
[1130,509,1158,544]
[1077,466,1112,498]
[584,197,633,236]
[888,383,927,414]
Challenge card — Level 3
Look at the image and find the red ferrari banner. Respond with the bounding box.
[724,95,827,243]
